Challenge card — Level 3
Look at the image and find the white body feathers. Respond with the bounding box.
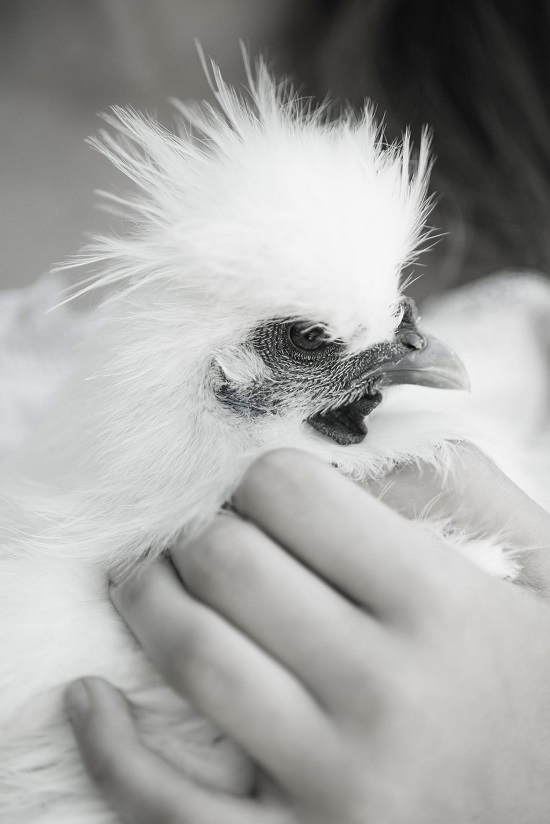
[1,59,550,822]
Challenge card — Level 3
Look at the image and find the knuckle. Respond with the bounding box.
[171,632,231,706]
[168,620,210,672]
[180,517,255,594]
[178,525,224,592]
[180,520,227,589]
[162,614,228,697]
[238,448,305,495]
[111,566,152,613]
[250,447,299,474]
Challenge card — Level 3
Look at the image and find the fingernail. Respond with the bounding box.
[64,678,91,721]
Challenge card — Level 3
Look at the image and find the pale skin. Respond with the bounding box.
[65,446,550,823]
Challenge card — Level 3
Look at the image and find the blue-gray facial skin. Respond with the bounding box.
[214,297,469,446]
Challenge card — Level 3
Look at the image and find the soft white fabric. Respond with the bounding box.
[0,276,94,460]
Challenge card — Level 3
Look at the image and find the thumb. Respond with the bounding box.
[65,677,264,824]
[366,443,550,601]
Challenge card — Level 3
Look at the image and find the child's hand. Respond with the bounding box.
[65,448,550,824]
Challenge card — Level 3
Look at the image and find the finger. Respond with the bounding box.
[233,449,476,622]
[110,562,332,789]
[367,443,550,546]
[368,444,550,599]
[172,515,386,705]
[65,677,266,824]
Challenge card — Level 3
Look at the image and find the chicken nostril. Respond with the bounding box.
[398,330,426,351]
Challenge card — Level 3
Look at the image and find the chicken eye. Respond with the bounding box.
[288,321,330,352]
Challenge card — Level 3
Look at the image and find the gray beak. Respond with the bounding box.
[306,309,470,447]
[372,331,470,392]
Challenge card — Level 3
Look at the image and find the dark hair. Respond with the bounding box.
[290,0,550,291]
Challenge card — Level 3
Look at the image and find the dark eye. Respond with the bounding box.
[288,321,330,352]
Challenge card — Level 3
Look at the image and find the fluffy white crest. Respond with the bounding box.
[67,51,432,350]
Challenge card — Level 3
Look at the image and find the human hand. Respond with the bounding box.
[367,442,550,601]
[65,447,550,823]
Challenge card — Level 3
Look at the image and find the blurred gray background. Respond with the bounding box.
[0,0,295,292]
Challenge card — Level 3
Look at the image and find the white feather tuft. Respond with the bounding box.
[59,52,432,348]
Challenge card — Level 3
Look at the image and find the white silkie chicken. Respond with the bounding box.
[1,54,550,823]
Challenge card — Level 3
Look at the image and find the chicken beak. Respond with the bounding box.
[306,330,470,446]
[373,332,470,391]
